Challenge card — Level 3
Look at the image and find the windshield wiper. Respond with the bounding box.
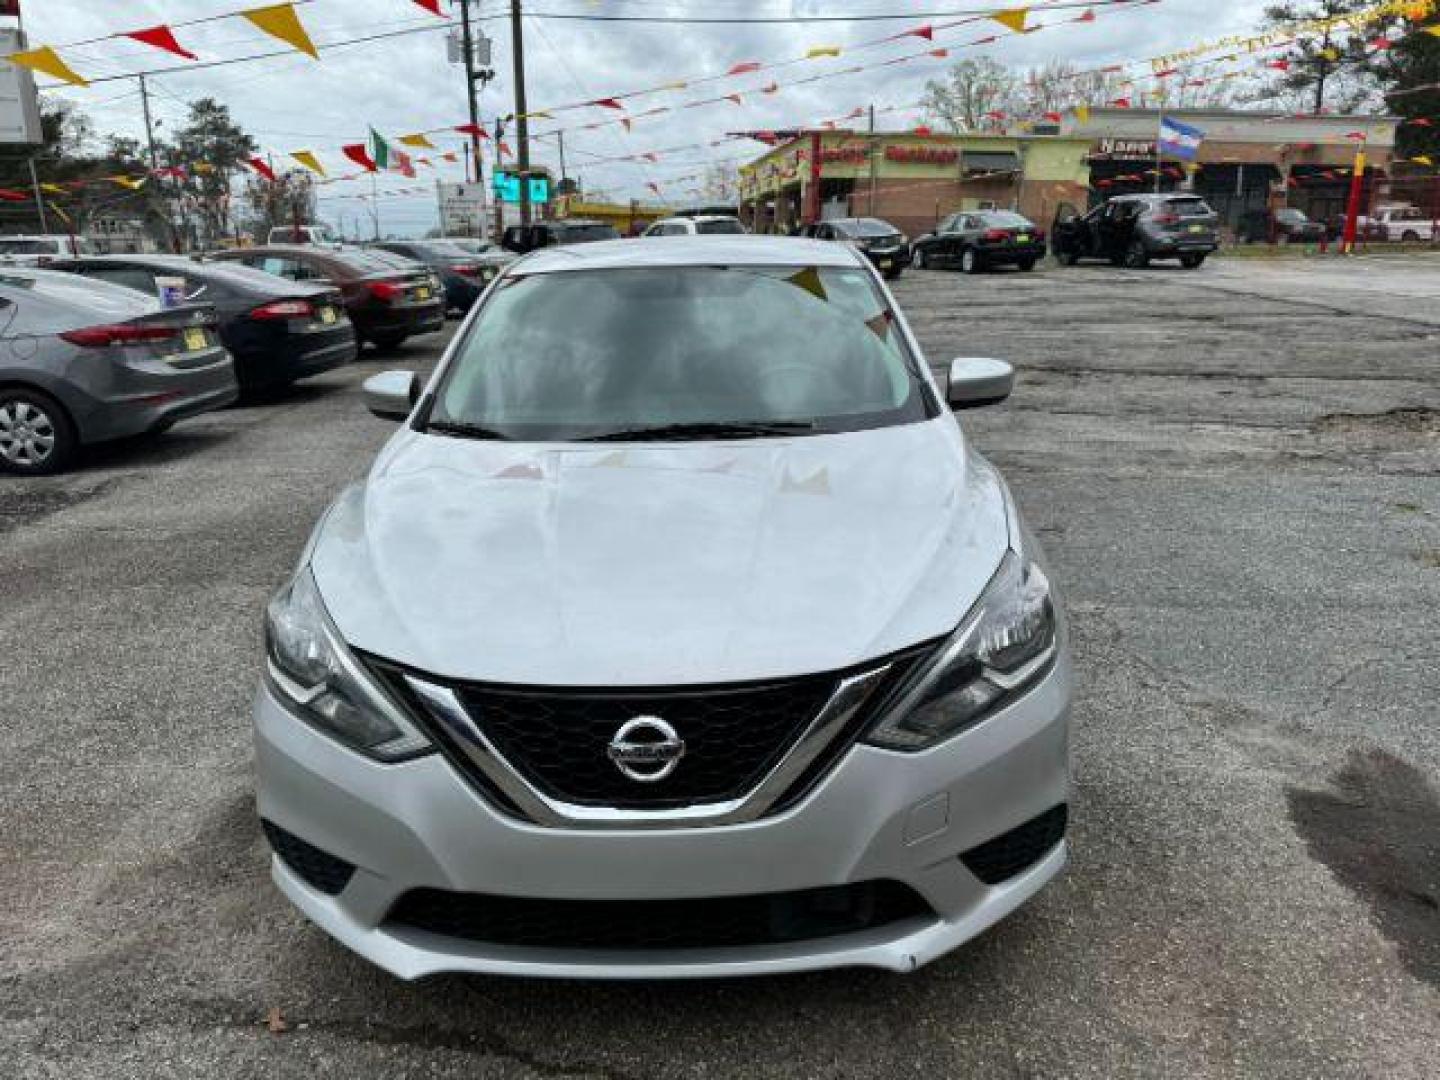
[582,420,818,442]
[425,419,513,441]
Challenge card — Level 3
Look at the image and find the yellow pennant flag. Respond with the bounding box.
[193,162,215,174]
[1075,103,1091,125]
[1425,26,1440,38]
[291,149,326,175]
[111,175,145,190]
[1414,154,1435,166]
[399,133,435,149]
[990,8,1029,33]
[7,46,89,86]
[520,110,553,120]
[40,183,66,196]
[241,4,319,60]
[806,45,842,59]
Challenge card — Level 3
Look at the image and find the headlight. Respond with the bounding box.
[264,568,432,761]
[865,552,1056,751]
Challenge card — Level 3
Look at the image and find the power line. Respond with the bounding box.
[491,0,1148,23]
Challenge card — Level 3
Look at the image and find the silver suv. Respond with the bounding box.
[255,236,1071,979]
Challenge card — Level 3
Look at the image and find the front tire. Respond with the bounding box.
[1402,230,1421,243]
[0,388,77,475]
[960,248,983,274]
[1017,257,1037,272]
[1179,253,1206,269]
[1123,240,1150,269]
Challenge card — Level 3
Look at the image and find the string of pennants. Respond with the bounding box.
[0,1,447,86]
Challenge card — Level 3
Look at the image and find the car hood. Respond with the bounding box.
[309,419,1011,686]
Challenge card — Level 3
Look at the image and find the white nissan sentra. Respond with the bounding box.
[256,236,1072,979]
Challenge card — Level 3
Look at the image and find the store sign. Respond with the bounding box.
[821,147,869,164]
[1093,138,1158,160]
[884,146,959,165]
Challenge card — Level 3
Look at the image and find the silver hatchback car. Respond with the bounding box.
[256,237,1071,979]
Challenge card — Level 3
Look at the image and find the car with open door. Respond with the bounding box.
[1052,194,1218,269]
[911,210,1045,274]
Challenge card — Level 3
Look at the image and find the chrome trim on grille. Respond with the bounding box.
[404,666,892,830]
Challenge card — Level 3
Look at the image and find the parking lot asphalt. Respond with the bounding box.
[2,254,1438,1078]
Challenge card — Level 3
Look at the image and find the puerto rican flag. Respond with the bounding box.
[1159,117,1205,161]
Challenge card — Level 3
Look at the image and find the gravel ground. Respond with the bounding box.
[2,253,1438,1078]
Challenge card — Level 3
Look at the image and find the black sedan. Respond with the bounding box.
[800,218,910,279]
[53,254,357,393]
[911,210,1045,273]
[373,239,500,314]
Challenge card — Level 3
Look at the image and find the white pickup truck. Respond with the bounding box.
[1369,205,1436,243]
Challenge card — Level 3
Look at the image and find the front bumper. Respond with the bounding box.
[254,653,1071,980]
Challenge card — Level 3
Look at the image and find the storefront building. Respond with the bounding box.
[1056,108,1401,232]
[737,131,1093,238]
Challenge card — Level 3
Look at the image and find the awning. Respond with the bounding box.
[962,151,1020,175]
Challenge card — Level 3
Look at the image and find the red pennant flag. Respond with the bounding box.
[412,0,443,15]
[589,97,624,110]
[454,122,488,139]
[498,140,513,158]
[394,150,416,178]
[985,110,1007,120]
[1407,118,1433,127]
[1154,68,1179,78]
[126,25,198,61]
[726,61,761,76]
[441,151,458,162]
[341,144,377,172]
[1267,60,1290,71]
[0,188,29,202]
[725,93,742,105]
[1111,97,1132,108]
[905,25,934,40]
[1369,37,1393,50]
[973,35,998,45]
[1072,9,1096,21]
[1344,131,1367,141]
[248,156,276,181]
[913,125,933,137]
[1043,111,1063,122]
[930,49,949,58]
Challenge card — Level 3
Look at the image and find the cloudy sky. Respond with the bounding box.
[23,0,1262,235]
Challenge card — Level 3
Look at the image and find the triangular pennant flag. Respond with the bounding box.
[453,122,488,138]
[620,118,632,131]
[806,45,842,59]
[0,187,28,202]
[1267,60,1290,71]
[990,8,1029,33]
[1424,26,1440,38]
[394,150,416,179]
[726,61,761,76]
[342,144,378,171]
[725,93,743,105]
[248,157,277,181]
[905,25,934,40]
[399,132,436,148]
[369,127,390,168]
[1043,111,1063,123]
[589,97,624,110]
[762,82,779,94]
[40,183,66,196]
[1111,97,1132,108]
[441,151,458,162]
[647,182,662,196]
[241,4,319,60]
[291,150,325,176]
[126,26,198,61]
[1073,9,1096,21]
[786,267,827,302]
[642,152,659,163]
[111,175,146,190]
[412,0,443,15]
[930,49,949,58]
[6,46,88,86]
[498,140,513,159]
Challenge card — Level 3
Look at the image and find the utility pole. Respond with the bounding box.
[867,104,877,216]
[1313,27,1332,116]
[558,129,567,188]
[457,0,494,238]
[137,73,178,251]
[510,0,531,225]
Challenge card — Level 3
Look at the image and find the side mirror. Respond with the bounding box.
[363,370,419,421]
[947,357,1014,410]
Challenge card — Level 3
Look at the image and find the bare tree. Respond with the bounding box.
[1020,60,1126,115]
[921,58,1022,132]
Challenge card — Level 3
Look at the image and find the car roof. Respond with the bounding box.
[518,235,863,274]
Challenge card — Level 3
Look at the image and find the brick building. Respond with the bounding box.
[737,131,1092,237]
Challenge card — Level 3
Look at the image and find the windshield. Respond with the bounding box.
[833,219,899,238]
[412,241,475,261]
[428,266,934,441]
[696,218,746,235]
[339,249,420,274]
[0,238,61,254]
